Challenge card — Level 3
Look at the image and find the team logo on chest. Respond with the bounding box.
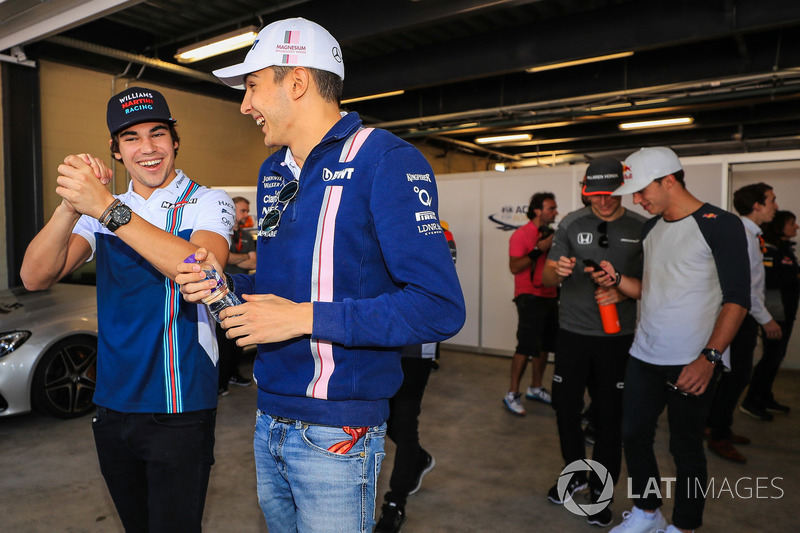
[577,232,593,245]
[322,167,354,181]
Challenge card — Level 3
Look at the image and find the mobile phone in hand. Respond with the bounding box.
[582,259,604,272]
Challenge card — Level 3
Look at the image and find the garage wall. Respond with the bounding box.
[38,60,272,218]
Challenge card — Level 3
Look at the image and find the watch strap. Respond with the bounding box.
[701,347,722,364]
[99,198,121,227]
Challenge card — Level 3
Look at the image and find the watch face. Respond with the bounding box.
[108,204,131,231]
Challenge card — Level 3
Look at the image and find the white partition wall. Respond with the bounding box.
[437,150,800,370]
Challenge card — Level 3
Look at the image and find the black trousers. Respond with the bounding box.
[92,407,216,533]
[216,322,244,390]
[551,329,632,491]
[384,357,433,507]
[746,319,794,404]
[623,357,721,530]
[707,314,758,440]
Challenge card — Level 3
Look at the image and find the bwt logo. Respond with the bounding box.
[322,167,354,181]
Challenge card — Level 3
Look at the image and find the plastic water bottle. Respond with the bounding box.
[596,287,621,334]
[184,253,241,323]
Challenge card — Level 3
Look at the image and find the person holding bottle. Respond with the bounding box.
[541,158,645,527]
[20,87,234,532]
[174,18,465,533]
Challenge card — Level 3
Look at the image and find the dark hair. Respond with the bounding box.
[110,122,180,159]
[760,210,796,246]
[527,192,555,220]
[231,196,250,205]
[272,66,343,104]
[733,182,773,216]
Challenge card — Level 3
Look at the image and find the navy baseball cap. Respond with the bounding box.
[106,86,176,135]
[581,157,624,196]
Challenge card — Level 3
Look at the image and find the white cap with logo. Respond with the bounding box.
[213,17,344,89]
[613,146,683,196]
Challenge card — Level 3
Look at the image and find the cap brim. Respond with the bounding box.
[213,62,272,89]
[611,179,651,196]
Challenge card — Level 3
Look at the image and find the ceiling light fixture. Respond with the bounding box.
[494,163,507,172]
[175,26,259,63]
[341,90,405,104]
[619,116,694,130]
[475,133,532,144]
[525,51,633,73]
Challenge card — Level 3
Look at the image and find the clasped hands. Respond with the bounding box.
[55,154,114,219]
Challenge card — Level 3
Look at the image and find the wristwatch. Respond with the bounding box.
[701,347,723,365]
[105,202,132,232]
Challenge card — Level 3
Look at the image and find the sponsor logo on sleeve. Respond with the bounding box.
[415,211,437,221]
[407,173,431,183]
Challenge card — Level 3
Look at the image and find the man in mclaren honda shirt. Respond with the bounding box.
[176,17,465,533]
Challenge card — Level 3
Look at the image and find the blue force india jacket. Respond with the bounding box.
[231,112,466,427]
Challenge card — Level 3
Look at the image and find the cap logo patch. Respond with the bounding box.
[276,30,306,65]
[623,164,633,181]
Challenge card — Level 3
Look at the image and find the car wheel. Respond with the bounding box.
[31,335,97,419]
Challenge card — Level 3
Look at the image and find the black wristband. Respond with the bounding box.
[613,272,622,286]
[99,198,120,227]
[527,249,543,262]
[224,273,235,293]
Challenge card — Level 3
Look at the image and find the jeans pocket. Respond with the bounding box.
[301,425,366,458]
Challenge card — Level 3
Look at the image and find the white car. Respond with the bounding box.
[0,282,98,418]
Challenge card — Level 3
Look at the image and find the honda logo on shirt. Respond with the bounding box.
[577,232,593,245]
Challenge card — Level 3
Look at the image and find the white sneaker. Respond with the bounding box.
[526,386,552,404]
[503,392,526,416]
[656,526,692,533]
[610,506,667,533]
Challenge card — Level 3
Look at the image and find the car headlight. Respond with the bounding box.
[0,331,31,357]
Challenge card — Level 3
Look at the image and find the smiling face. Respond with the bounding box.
[240,68,293,148]
[589,194,622,220]
[632,179,668,215]
[111,122,178,194]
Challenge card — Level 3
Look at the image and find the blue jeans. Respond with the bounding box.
[92,407,216,533]
[254,410,386,533]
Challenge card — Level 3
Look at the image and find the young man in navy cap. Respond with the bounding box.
[541,158,646,527]
[593,147,750,533]
[21,87,233,532]
[175,17,465,533]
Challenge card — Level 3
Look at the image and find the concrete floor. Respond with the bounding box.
[0,349,796,532]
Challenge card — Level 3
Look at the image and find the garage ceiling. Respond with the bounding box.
[5,0,800,168]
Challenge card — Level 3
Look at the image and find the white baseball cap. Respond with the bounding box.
[613,147,683,195]
[213,17,344,89]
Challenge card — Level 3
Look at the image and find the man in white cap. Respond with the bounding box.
[592,147,750,533]
[175,17,465,533]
